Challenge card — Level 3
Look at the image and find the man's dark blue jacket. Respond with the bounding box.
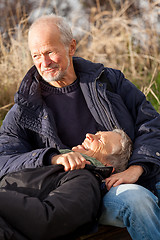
[0,57,160,193]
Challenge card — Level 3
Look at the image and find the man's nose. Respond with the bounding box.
[42,55,52,68]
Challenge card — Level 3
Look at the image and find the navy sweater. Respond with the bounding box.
[40,78,105,149]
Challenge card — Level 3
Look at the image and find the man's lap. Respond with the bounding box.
[99,183,159,226]
[99,183,160,240]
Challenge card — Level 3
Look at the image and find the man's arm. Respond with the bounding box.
[108,69,160,178]
[0,105,92,177]
[105,165,144,190]
[0,105,60,177]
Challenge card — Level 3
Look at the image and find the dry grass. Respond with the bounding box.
[0,0,160,122]
[75,0,160,112]
[76,1,160,82]
[0,18,32,120]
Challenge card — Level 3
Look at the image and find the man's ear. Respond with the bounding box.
[69,39,76,56]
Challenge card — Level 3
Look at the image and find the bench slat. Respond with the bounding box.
[77,226,132,240]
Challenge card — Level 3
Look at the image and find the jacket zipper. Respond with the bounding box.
[93,71,117,130]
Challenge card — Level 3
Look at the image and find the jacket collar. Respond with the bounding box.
[73,57,104,82]
[14,66,43,111]
[14,57,105,110]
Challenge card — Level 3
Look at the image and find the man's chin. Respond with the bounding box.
[43,78,56,83]
[42,74,59,83]
[43,71,64,83]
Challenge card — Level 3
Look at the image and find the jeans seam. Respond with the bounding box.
[106,200,151,240]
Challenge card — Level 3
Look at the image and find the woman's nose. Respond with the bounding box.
[86,133,95,142]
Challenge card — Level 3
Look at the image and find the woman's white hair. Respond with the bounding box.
[106,129,133,173]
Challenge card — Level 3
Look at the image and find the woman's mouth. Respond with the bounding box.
[82,141,89,150]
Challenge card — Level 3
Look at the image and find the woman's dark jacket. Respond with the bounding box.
[0,57,160,192]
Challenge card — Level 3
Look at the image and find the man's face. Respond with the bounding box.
[28,24,76,86]
[81,131,122,164]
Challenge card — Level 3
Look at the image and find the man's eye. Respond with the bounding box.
[49,51,57,56]
[33,54,39,59]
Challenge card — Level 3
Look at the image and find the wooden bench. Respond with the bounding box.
[77,225,132,240]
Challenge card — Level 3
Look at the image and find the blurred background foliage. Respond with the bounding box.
[0,0,160,125]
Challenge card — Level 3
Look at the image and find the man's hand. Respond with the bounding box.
[105,165,144,191]
[51,152,90,171]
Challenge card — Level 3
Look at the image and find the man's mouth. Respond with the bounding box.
[43,67,58,73]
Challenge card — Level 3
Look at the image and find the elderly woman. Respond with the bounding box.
[72,128,133,173]
[0,129,132,240]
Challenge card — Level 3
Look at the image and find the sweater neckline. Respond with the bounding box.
[40,78,79,94]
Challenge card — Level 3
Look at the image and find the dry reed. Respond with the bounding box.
[75,0,160,112]
[0,18,32,120]
[76,1,160,81]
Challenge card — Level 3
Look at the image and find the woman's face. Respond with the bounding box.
[81,131,122,164]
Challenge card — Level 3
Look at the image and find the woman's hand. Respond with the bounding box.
[51,152,90,171]
[105,165,144,191]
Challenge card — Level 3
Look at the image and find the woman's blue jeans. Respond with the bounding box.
[99,183,160,240]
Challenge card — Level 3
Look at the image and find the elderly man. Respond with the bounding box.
[0,14,160,240]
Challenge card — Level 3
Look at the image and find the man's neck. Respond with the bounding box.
[49,63,77,88]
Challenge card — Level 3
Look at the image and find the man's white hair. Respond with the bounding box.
[28,14,73,47]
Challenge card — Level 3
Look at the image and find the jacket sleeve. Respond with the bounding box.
[0,105,59,178]
[107,68,160,178]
